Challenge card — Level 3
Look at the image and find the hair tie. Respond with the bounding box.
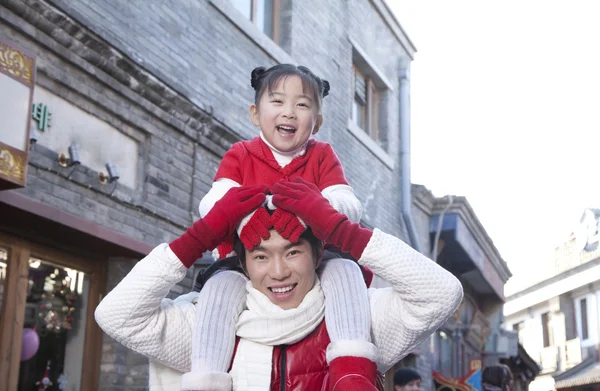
[250,67,266,90]
[322,80,330,98]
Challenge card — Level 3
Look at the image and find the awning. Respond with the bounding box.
[555,359,600,389]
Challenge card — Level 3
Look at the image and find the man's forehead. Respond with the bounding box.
[249,230,305,252]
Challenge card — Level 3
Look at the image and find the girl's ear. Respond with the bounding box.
[250,104,260,126]
[312,114,323,135]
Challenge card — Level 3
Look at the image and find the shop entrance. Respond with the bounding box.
[0,233,105,391]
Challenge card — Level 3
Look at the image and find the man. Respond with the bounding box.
[95,179,463,390]
[394,368,422,391]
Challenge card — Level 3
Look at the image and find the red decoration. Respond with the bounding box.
[36,360,53,390]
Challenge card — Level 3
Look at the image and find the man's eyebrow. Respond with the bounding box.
[251,245,267,252]
[283,242,302,251]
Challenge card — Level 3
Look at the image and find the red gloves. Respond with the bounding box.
[238,207,273,250]
[272,178,372,261]
[271,208,306,244]
[237,202,307,250]
[328,356,378,391]
[170,185,268,267]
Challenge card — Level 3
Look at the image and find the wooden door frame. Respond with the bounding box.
[0,232,107,391]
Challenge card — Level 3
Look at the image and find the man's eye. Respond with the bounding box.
[254,255,267,260]
[287,250,300,256]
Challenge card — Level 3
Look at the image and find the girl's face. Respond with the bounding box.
[250,75,322,153]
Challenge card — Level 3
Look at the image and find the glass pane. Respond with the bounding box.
[0,248,7,321]
[256,0,274,38]
[0,74,30,150]
[18,258,89,391]
[231,0,252,20]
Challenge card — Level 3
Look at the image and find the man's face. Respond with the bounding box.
[395,380,422,391]
[244,230,321,310]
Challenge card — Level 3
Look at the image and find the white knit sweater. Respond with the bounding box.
[95,229,463,390]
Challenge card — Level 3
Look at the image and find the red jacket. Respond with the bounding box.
[215,137,349,191]
[233,321,383,391]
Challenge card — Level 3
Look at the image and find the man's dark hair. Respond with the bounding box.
[394,368,421,386]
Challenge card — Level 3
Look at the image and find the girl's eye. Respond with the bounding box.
[271,99,283,104]
[297,103,309,108]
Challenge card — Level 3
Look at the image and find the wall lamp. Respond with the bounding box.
[29,125,38,145]
[58,143,81,167]
[98,162,119,184]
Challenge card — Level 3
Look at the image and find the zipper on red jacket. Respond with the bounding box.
[279,345,288,391]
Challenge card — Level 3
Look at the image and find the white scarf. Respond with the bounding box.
[230,279,325,391]
[259,131,307,167]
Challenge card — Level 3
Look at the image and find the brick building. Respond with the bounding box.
[0,0,418,389]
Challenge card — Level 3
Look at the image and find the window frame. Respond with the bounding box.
[351,65,380,141]
[541,311,552,348]
[575,295,593,343]
[210,0,292,64]
[347,38,395,169]
[232,0,280,43]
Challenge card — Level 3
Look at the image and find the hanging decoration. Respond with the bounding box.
[35,360,53,390]
[35,266,78,333]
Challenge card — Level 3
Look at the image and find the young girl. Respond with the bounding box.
[183,64,378,390]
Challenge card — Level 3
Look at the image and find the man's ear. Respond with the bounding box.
[250,104,260,127]
[315,242,325,269]
[312,114,323,135]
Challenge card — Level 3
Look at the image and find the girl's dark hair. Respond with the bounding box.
[250,64,330,112]
[193,255,244,292]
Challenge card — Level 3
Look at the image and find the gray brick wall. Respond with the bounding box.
[99,258,149,390]
[1,0,416,389]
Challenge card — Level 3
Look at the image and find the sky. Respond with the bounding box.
[386,0,600,294]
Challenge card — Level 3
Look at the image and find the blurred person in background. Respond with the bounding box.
[393,368,422,391]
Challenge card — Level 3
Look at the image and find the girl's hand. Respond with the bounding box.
[170,185,267,267]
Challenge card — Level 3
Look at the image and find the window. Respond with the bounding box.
[346,40,395,169]
[541,312,552,347]
[513,321,525,345]
[230,0,279,41]
[579,298,589,340]
[352,65,380,140]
